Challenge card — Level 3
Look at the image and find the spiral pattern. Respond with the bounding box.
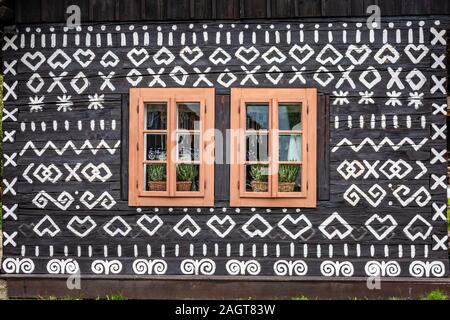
[2,258,20,273]
[291,260,308,276]
[47,259,63,274]
[364,261,383,277]
[180,259,197,275]
[108,260,123,274]
[225,260,243,275]
[320,261,337,277]
[152,260,168,275]
[2,258,35,274]
[91,260,107,274]
[339,261,354,277]
[132,259,150,275]
[409,262,425,277]
[273,261,290,276]
[198,259,216,275]
[384,261,401,277]
[245,260,261,275]
[429,262,445,277]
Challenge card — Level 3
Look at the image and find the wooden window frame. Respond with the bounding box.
[128,88,215,207]
[230,88,317,208]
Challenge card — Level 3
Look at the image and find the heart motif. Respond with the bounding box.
[209,47,231,65]
[365,214,397,240]
[179,46,203,65]
[127,48,149,67]
[345,45,371,65]
[207,215,236,238]
[21,51,46,71]
[137,215,163,236]
[235,46,260,64]
[73,49,95,68]
[404,44,429,64]
[101,51,120,68]
[67,216,97,238]
[289,44,315,64]
[277,214,312,240]
[374,44,400,64]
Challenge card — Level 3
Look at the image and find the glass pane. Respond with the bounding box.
[279,134,302,162]
[278,103,302,131]
[246,104,269,130]
[177,103,200,130]
[145,134,167,161]
[145,164,167,191]
[176,164,199,192]
[177,133,200,161]
[246,164,269,192]
[246,134,269,162]
[278,164,301,192]
[146,103,167,130]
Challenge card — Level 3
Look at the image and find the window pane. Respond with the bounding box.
[278,103,302,131]
[146,103,167,130]
[246,164,269,192]
[278,164,301,192]
[246,134,268,162]
[177,133,200,161]
[246,104,269,130]
[145,134,167,160]
[177,103,200,130]
[279,134,302,162]
[145,164,167,191]
[176,164,199,191]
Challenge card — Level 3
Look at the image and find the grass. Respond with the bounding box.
[419,290,448,301]
[39,294,126,300]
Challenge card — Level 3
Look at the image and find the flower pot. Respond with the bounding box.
[278,182,295,192]
[148,181,166,191]
[251,181,268,192]
[177,181,192,191]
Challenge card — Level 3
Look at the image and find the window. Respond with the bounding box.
[230,88,317,207]
[128,88,215,206]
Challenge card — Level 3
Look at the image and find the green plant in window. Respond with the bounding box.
[147,164,166,182]
[250,165,268,182]
[177,164,198,182]
[278,164,299,183]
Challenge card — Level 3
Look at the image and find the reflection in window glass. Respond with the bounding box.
[278,104,301,131]
[177,103,200,130]
[246,134,269,162]
[146,104,167,130]
[246,104,269,130]
[279,134,302,162]
[177,133,200,161]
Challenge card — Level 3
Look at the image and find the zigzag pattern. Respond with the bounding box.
[19,140,121,156]
[332,137,428,153]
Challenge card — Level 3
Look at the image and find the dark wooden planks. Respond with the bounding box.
[191,0,213,19]
[317,94,330,201]
[15,0,42,23]
[240,0,268,18]
[121,94,128,201]
[143,0,166,20]
[215,0,240,18]
[89,0,117,21]
[166,0,191,19]
[117,0,143,21]
[214,95,231,203]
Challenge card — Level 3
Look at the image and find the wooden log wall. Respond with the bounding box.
[13,0,450,23]
[0,16,449,278]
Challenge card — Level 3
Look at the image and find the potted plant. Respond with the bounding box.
[177,164,198,191]
[147,164,166,191]
[250,164,269,192]
[278,164,299,192]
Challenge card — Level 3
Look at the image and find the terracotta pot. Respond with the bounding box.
[148,181,166,191]
[177,181,192,191]
[251,181,268,192]
[278,182,295,192]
